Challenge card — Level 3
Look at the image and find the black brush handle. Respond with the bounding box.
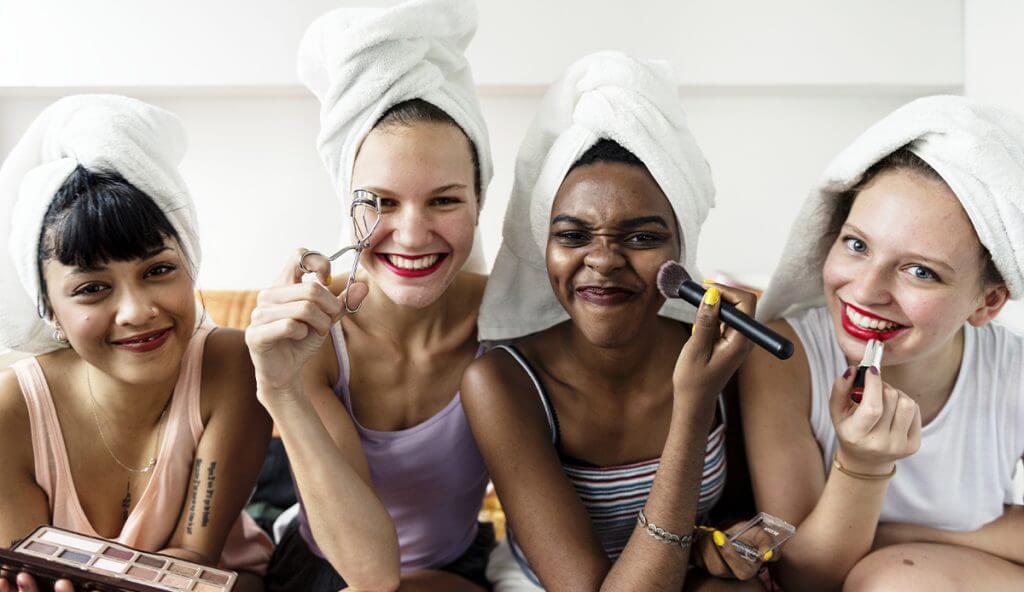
[677,280,794,360]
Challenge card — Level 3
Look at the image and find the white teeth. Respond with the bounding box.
[386,254,440,270]
[120,330,165,344]
[846,306,900,331]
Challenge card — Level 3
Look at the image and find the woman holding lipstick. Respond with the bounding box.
[740,96,1024,591]
[0,96,273,592]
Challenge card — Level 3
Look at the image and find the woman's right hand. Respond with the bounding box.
[829,365,922,474]
[245,249,368,393]
[0,572,75,592]
[673,283,757,402]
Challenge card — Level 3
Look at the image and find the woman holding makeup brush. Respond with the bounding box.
[462,52,769,592]
[740,96,1024,591]
[0,96,273,592]
[246,2,496,590]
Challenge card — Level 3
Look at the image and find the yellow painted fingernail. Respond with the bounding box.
[691,323,697,335]
[703,278,714,285]
[763,549,774,561]
[713,530,726,547]
[703,286,720,306]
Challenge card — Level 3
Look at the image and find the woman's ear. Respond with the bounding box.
[967,283,1009,327]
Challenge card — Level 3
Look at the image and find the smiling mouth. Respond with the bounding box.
[575,286,637,306]
[109,327,174,352]
[840,301,910,340]
[381,253,443,270]
[111,328,171,345]
[376,253,448,277]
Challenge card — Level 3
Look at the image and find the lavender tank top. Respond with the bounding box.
[297,323,489,572]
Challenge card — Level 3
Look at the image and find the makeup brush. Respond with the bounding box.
[657,261,794,360]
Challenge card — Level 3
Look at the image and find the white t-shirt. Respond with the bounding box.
[786,306,1024,531]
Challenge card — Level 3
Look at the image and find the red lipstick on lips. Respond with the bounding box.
[376,253,448,278]
[110,327,173,353]
[575,286,636,306]
[840,301,909,342]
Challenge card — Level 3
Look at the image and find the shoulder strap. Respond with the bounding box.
[492,344,560,445]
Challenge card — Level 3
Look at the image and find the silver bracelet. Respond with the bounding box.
[637,508,693,550]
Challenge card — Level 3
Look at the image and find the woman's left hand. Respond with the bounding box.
[691,522,778,581]
[0,572,75,592]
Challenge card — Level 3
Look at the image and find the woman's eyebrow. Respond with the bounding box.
[619,216,669,229]
[141,246,172,259]
[430,183,468,194]
[550,214,592,228]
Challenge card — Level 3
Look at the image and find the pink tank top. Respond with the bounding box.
[11,324,273,575]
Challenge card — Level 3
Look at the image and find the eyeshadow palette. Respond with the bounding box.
[0,526,236,591]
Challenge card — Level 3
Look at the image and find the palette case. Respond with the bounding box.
[0,525,236,592]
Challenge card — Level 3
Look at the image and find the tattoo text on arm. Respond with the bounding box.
[201,461,217,528]
[186,459,202,535]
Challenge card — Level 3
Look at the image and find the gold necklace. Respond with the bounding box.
[85,366,170,474]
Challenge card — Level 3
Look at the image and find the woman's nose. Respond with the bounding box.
[114,286,158,326]
[389,206,432,249]
[583,238,626,275]
[848,263,893,306]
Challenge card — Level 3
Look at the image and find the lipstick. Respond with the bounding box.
[851,339,884,403]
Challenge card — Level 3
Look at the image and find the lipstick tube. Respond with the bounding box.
[851,339,884,403]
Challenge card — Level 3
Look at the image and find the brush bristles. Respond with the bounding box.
[656,260,690,299]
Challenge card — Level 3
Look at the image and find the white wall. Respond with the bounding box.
[1,0,964,291]
[963,0,1024,332]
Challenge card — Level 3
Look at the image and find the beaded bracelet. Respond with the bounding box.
[637,509,693,550]
[832,451,896,480]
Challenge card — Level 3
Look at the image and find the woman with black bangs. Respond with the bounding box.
[0,96,272,592]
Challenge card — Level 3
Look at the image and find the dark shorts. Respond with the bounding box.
[266,519,495,591]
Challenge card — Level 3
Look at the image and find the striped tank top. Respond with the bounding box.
[495,345,727,584]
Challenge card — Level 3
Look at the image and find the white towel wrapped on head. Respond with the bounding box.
[0,94,200,354]
[478,51,715,341]
[759,95,1024,322]
[298,0,492,270]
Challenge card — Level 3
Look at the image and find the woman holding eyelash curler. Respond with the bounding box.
[739,96,1024,591]
[246,1,495,591]
[0,95,273,592]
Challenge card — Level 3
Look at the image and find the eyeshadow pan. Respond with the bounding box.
[169,562,198,577]
[59,550,91,564]
[102,547,133,561]
[41,530,103,553]
[24,542,58,556]
[193,582,222,592]
[199,570,229,585]
[160,572,190,587]
[136,555,166,569]
[92,557,128,573]
[127,566,158,581]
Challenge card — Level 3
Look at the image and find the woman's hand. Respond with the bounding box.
[0,572,75,592]
[829,365,922,474]
[245,249,368,393]
[692,522,779,580]
[673,283,757,402]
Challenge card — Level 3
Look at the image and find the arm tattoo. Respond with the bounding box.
[186,458,202,535]
[121,481,131,523]
[201,461,217,528]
